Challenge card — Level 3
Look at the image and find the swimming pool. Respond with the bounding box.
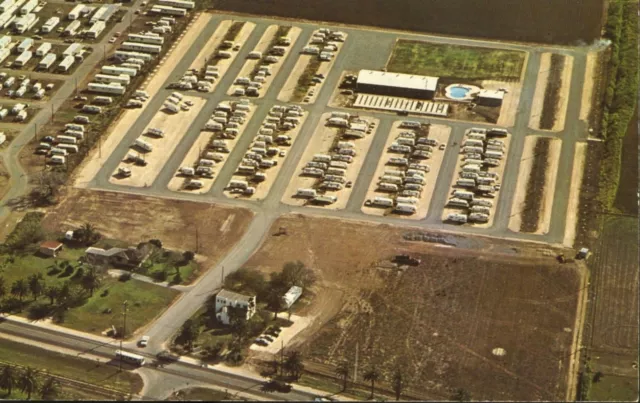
[449,86,470,99]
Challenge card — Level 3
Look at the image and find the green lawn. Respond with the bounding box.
[61,278,179,337]
[0,338,142,395]
[387,40,526,81]
[589,374,639,401]
[147,261,199,285]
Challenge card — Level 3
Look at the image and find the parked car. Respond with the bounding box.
[109,37,117,43]
[139,335,150,347]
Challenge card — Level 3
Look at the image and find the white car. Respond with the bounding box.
[139,336,150,347]
[185,100,194,106]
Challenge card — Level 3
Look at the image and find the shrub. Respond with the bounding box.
[118,273,132,282]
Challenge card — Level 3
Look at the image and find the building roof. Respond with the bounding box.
[40,241,63,250]
[477,89,505,100]
[217,289,254,303]
[85,246,127,256]
[357,69,439,92]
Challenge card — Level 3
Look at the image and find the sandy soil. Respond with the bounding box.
[579,52,597,122]
[552,55,573,132]
[563,142,586,247]
[508,136,561,234]
[528,53,550,130]
[281,113,378,210]
[228,26,301,98]
[249,314,312,354]
[73,14,213,187]
[109,96,206,188]
[441,131,511,228]
[277,30,347,104]
[224,110,307,201]
[42,188,254,264]
[187,20,232,71]
[481,79,522,128]
[168,104,256,194]
[361,122,451,220]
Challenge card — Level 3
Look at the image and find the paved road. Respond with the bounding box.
[0,318,318,401]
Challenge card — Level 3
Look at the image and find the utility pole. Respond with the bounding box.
[119,300,129,373]
[195,227,199,253]
[33,123,37,140]
[280,339,284,378]
[221,266,224,283]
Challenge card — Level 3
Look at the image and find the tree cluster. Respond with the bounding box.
[0,364,61,400]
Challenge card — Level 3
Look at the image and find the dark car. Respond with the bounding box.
[42,136,55,143]
[262,380,292,393]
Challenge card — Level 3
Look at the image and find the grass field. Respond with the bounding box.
[589,374,639,401]
[61,278,179,337]
[386,40,526,81]
[0,338,142,394]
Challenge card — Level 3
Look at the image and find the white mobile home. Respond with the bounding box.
[88,82,126,95]
[38,53,56,69]
[0,35,10,49]
[120,41,162,54]
[14,14,38,34]
[63,20,81,36]
[150,5,187,16]
[56,55,75,72]
[0,0,13,13]
[35,42,51,57]
[41,16,59,33]
[0,48,10,64]
[63,43,83,56]
[93,73,130,85]
[13,50,32,67]
[157,0,195,9]
[68,4,84,20]
[90,4,119,23]
[127,33,164,45]
[20,0,37,15]
[114,50,153,61]
[17,37,33,53]
[86,20,105,39]
[101,65,137,77]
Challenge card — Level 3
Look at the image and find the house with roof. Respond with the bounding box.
[215,289,256,325]
[84,243,151,268]
[476,89,505,107]
[39,241,63,257]
[356,69,439,100]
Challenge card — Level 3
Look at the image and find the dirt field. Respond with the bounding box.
[228,26,301,98]
[244,214,584,401]
[108,96,206,188]
[224,110,307,201]
[277,30,347,104]
[209,0,605,45]
[441,131,511,228]
[529,54,573,132]
[42,189,254,265]
[586,215,639,400]
[509,136,561,234]
[187,20,233,71]
[563,142,586,247]
[168,103,256,194]
[282,113,378,210]
[74,14,212,187]
[361,122,450,219]
[579,52,598,122]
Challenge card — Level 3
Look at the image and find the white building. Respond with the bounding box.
[476,89,505,107]
[41,16,59,33]
[283,286,303,309]
[120,41,161,54]
[157,0,194,9]
[150,5,187,16]
[13,50,32,67]
[56,55,75,72]
[127,33,164,45]
[13,13,38,34]
[63,19,81,36]
[214,289,256,325]
[63,43,83,56]
[20,0,37,15]
[85,20,105,39]
[68,4,84,20]
[35,42,51,56]
[38,52,56,69]
[94,73,130,85]
[102,65,137,77]
[90,4,118,24]
[88,82,126,95]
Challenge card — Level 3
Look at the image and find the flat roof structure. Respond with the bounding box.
[477,89,505,100]
[357,69,439,92]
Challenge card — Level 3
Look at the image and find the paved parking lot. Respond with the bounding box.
[83,12,591,245]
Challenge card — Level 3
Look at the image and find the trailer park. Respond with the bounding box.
[0,0,608,400]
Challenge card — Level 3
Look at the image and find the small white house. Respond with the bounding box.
[215,289,256,325]
[283,286,303,309]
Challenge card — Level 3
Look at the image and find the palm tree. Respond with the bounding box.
[0,365,16,396]
[363,366,380,400]
[80,223,98,245]
[335,361,350,392]
[81,266,100,297]
[284,351,304,380]
[0,276,6,300]
[39,376,59,400]
[10,279,27,301]
[27,274,45,301]
[45,286,60,305]
[392,368,405,401]
[19,367,38,400]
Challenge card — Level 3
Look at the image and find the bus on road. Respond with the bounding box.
[115,350,146,366]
